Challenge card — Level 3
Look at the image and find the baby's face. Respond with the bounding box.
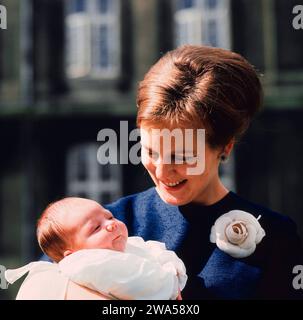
[61,199,128,252]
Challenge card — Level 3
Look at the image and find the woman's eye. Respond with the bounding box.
[175,156,186,161]
[172,156,186,163]
[172,156,196,164]
[148,151,158,159]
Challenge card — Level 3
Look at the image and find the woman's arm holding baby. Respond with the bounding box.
[14,266,109,300]
[65,280,109,300]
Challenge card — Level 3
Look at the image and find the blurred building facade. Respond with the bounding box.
[0,0,303,298]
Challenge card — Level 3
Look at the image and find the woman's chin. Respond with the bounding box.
[156,187,191,206]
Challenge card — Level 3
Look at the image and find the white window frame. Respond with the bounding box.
[66,143,122,203]
[65,0,121,79]
[174,0,231,49]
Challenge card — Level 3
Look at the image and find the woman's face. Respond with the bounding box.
[140,123,225,206]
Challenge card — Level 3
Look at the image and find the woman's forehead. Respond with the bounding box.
[140,127,205,154]
[139,119,203,131]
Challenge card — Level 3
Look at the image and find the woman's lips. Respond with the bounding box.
[160,179,187,191]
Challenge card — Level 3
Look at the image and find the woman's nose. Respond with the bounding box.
[155,161,175,180]
[105,220,117,232]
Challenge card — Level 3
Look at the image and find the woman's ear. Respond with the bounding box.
[224,139,235,157]
[218,139,235,161]
[63,249,73,257]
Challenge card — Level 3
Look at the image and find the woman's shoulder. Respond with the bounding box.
[231,192,294,224]
[106,187,158,206]
[230,192,297,230]
[65,281,109,300]
[105,187,164,217]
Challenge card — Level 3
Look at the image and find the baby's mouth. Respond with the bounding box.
[113,234,122,241]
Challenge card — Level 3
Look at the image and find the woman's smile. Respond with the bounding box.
[159,179,187,191]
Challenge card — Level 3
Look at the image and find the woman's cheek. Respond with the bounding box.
[176,164,190,178]
[141,155,154,172]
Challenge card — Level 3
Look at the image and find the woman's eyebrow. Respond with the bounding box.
[142,144,196,156]
[141,144,152,150]
[141,145,159,153]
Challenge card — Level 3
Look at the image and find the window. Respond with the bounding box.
[174,0,231,49]
[66,143,122,204]
[65,0,120,79]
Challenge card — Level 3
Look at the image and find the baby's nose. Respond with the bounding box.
[105,221,117,232]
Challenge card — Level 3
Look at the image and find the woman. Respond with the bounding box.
[105,45,303,299]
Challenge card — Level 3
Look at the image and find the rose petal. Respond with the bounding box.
[225,222,248,244]
[214,216,232,241]
[210,226,217,243]
[214,216,232,230]
[255,227,266,244]
[227,210,262,231]
[238,224,257,249]
[216,239,256,258]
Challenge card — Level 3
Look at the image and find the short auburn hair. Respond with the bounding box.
[37,199,72,263]
[137,45,263,148]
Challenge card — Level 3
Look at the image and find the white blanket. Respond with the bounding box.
[6,237,187,300]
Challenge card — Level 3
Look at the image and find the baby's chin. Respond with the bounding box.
[111,236,127,252]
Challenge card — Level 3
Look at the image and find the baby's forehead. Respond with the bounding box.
[60,199,111,223]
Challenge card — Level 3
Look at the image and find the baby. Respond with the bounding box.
[6,197,187,300]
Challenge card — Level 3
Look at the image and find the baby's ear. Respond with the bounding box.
[63,249,73,257]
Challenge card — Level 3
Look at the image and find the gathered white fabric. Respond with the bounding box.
[5,237,187,300]
[5,262,69,300]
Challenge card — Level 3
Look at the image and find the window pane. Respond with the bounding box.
[66,17,90,77]
[98,0,110,13]
[178,0,194,10]
[176,22,188,46]
[69,0,86,13]
[92,24,109,69]
[207,20,218,47]
[205,0,218,9]
[99,25,109,68]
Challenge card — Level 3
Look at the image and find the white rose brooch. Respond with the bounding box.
[210,210,266,258]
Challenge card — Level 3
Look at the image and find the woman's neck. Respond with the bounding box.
[194,178,229,206]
